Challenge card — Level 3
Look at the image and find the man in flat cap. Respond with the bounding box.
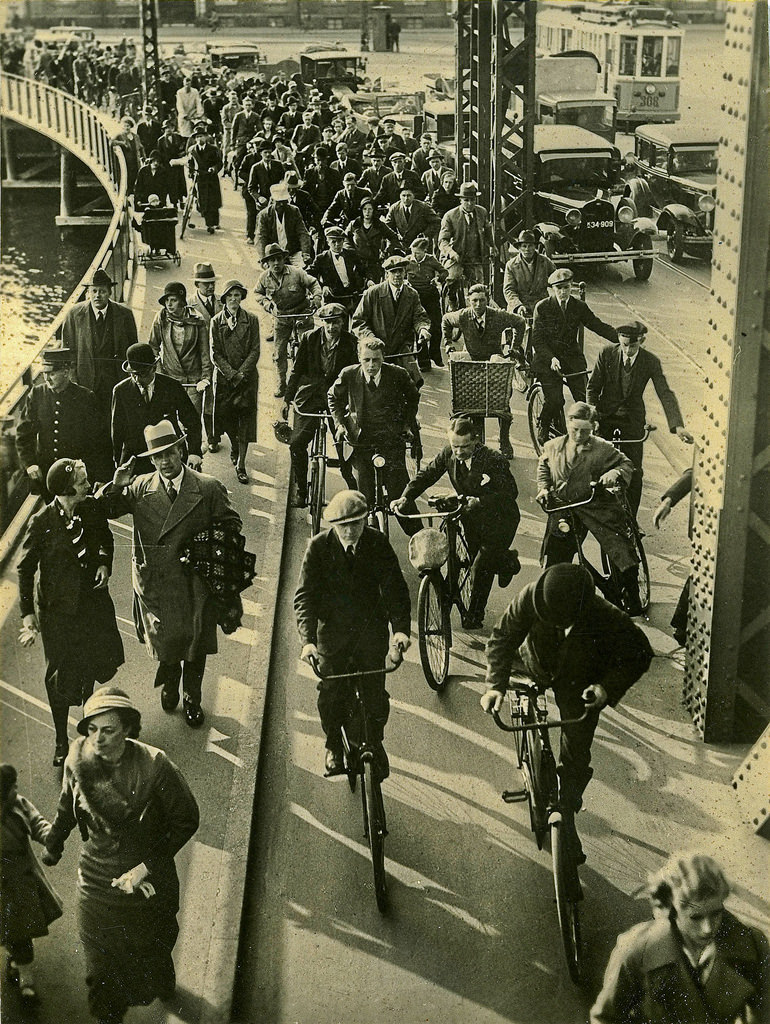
[16,348,108,500]
[532,268,618,444]
[62,268,139,427]
[294,488,411,778]
[385,183,440,251]
[307,227,368,310]
[282,302,359,506]
[373,149,425,208]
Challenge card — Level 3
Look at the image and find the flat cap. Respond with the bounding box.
[382,254,409,270]
[325,489,368,524]
[548,268,574,285]
[317,302,347,320]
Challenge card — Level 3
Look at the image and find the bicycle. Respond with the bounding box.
[490,682,596,983]
[344,441,400,538]
[395,495,474,691]
[308,651,404,913]
[606,425,654,611]
[540,482,650,615]
[289,403,343,535]
[527,369,590,457]
[179,169,199,240]
[271,310,316,363]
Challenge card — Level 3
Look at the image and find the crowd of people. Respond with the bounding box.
[4,30,757,1024]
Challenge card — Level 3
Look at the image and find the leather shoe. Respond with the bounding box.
[497,549,521,588]
[183,698,205,728]
[161,686,180,712]
[462,612,484,630]
[324,748,345,777]
[499,440,514,459]
[52,742,68,767]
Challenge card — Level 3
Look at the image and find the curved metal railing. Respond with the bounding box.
[0,74,133,541]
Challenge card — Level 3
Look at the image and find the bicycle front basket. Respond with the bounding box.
[450,359,515,417]
[408,527,449,572]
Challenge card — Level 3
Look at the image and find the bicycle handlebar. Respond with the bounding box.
[289,402,328,418]
[307,652,404,681]
[539,483,598,514]
[610,424,655,445]
[491,704,595,732]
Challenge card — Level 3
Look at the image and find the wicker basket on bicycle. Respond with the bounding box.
[449,359,516,417]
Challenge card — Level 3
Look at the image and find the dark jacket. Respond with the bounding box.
[285,326,359,409]
[486,582,653,706]
[307,249,368,303]
[384,198,440,247]
[352,281,431,358]
[322,185,373,227]
[590,910,770,1024]
[111,372,203,471]
[303,165,343,215]
[247,158,286,207]
[441,307,526,359]
[255,202,313,259]
[438,204,494,262]
[15,380,106,483]
[587,344,684,434]
[133,163,173,208]
[402,443,519,524]
[532,295,618,368]
[294,525,411,659]
[0,796,61,946]
[373,168,426,207]
[62,300,139,398]
[187,142,222,211]
[328,362,419,442]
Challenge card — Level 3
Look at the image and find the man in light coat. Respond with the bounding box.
[438,180,495,295]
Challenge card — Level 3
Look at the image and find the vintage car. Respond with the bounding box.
[34,25,96,46]
[624,123,717,262]
[512,125,656,280]
[207,43,266,74]
[343,87,425,133]
[299,48,367,95]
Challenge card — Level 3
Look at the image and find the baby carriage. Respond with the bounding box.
[136,206,181,266]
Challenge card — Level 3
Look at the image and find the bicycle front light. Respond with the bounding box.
[557,518,571,534]
[373,455,386,469]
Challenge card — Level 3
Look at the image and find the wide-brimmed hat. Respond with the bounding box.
[77,686,141,737]
[270,182,290,202]
[193,262,216,282]
[317,302,347,320]
[158,281,187,306]
[368,145,386,160]
[88,268,114,289]
[382,254,409,270]
[42,347,74,367]
[219,278,248,301]
[428,150,444,162]
[458,181,479,198]
[548,268,573,285]
[137,418,186,459]
[325,489,368,525]
[532,564,595,627]
[260,244,288,265]
[122,342,159,372]
[258,139,273,152]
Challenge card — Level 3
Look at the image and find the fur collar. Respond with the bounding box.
[68,737,155,832]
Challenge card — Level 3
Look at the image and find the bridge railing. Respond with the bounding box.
[0,74,132,549]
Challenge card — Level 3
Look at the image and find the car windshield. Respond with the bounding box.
[670,146,718,176]
[538,152,614,189]
[558,104,615,133]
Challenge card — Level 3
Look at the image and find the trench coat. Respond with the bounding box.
[352,281,430,361]
[210,307,260,443]
[99,468,241,662]
[1,796,62,946]
[149,306,212,385]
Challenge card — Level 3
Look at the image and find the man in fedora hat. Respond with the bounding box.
[15,348,108,498]
[187,124,222,233]
[438,180,496,299]
[503,229,557,317]
[282,302,359,506]
[255,182,313,267]
[190,263,222,450]
[62,268,139,426]
[373,149,425,208]
[294,489,411,777]
[254,244,321,396]
[103,421,241,727]
[111,342,202,475]
[303,147,343,230]
[420,149,446,201]
[307,227,368,311]
[283,169,316,231]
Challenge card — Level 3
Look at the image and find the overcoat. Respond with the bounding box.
[62,300,139,399]
[209,307,261,443]
[352,281,431,358]
[438,204,494,262]
[502,251,556,312]
[188,142,222,213]
[384,198,440,247]
[149,306,212,385]
[328,362,419,442]
[111,372,203,472]
[1,796,62,946]
[99,468,241,662]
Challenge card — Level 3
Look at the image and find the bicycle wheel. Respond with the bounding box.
[454,526,473,615]
[363,760,388,912]
[632,529,651,614]
[309,454,325,535]
[179,184,196,239]
[527,383,546,455]
[551,817,583,983]
[417,573,450,691]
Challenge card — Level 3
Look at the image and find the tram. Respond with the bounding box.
[536,3,684,127]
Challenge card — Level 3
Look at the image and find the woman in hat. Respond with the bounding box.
[148,282,211,416]
[210,281,260,483]
[17,460,124,767]
[113,115,143,193]
[345,196,400,283]
[42,687,199,1024]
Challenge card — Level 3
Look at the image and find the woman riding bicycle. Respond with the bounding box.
[481,563,653,865]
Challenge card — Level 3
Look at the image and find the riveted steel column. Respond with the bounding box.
[454,0,471,180]
[684,0,770,743]
[139,0,161,111]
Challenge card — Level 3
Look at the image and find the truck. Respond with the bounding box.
[512,52,618,143]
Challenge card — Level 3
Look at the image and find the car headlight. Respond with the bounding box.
[566,209,582,227]
[645,84,656,95]
[617,204,635,224]
[698,194,716,212]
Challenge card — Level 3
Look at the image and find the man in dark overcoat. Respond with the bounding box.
[294,489,411,777]
[187,127,222,232]
[373,150,425,207]
[395,416,521,629]
[255,183,314,266]
[384,185,440,250]
[61,268,139,427]
[101,420,241,727]
[307,227,368,309]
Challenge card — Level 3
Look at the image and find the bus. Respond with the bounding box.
[536,3,683,127]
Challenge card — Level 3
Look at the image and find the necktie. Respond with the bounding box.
[166,481,177,503]
[474,318,484,332]
[367,377,377,392]
[206,298,214,315]
[141,386,150,405]
[623,358,633,371]
[345,545,356,568]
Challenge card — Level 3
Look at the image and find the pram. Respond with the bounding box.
[135,207,181,266]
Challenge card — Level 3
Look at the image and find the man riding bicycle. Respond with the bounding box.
[502,229,556,317]
[438,181,495,304]
[281,302,359,507]
[393,416,522,630]
[481,563,653,864]
[536,402,643,616]
[253,243,322,397]
[295,489,411,780]
[531,268,618,445]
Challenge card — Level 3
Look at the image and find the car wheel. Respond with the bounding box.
[632,236,654,281]
[666,224,684,262]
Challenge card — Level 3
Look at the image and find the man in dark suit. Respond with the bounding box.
[587,321,693,514]
[395,416,521,629]
[284,170,317,234]
[411,134,437,176]
[420,150,446,200]
[246,140,285,237]
[321,173,372,229]
[438,180,495,294]
[294,488,411,777]
[330,140,362,180]
[282,302,359,506]
[374,150,426,207]
[307,227,368,309]
[255,183,314,266]
[441,285,526,458]
[302,148,343,229]
[532,268,618,444]
[290,110,322,172]
[111,343,203,475]
[384,185,440,249]
[328,338,421,536]
[61,268,139,426]
[357,146,389,198]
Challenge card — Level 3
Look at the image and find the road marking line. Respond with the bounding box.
[0,679,80,728]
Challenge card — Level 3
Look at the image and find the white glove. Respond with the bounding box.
[480,689,504,714]
[195,379,210,393]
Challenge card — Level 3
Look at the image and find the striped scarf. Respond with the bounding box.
[55,499,88,571]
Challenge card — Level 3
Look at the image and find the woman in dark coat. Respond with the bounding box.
[345,196,399,283]
[17,459,124,767]
[42,687,200,1024]
[210,280,260,484]
[187,127,222,232]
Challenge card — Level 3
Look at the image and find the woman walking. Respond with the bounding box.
[17,459,124,767]
[210,279,260,484]
[42,687,199,1024]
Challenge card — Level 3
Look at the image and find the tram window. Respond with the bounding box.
[666,36,681,76]
[619,36,638,76]
[641,37,663,77]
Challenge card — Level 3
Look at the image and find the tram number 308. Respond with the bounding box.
[639,96,660,107]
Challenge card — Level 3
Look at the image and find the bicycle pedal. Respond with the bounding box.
[502,789,528,803]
